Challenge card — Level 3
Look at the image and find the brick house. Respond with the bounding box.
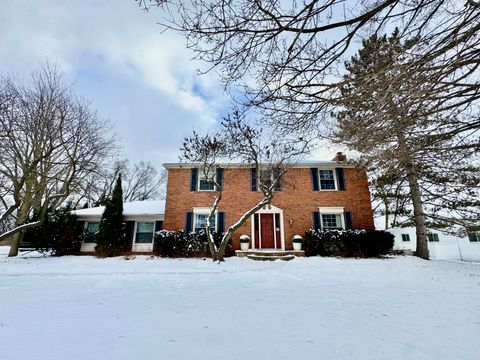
[163,155,374,251]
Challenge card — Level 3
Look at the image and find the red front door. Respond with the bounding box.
[260,214,275,248]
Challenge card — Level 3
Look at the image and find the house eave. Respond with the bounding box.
[163,161,356,169]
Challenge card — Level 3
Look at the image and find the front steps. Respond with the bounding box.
[236,249,305,261]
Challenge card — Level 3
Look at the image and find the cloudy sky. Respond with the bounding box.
[0,0,342,170]
[0,0,231,168]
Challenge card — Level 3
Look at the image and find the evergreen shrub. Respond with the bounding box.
[95,175,126,257]
[23,205,82,256]
[303,229,394,257]
[153,230,231,258]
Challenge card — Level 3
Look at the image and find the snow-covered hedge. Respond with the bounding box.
[153,230,232,258]
[303,229,394,257]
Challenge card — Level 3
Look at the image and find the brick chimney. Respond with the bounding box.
[333,152,347,162]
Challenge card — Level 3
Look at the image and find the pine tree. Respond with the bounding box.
[334,30,479,260]
[95,174,125,257]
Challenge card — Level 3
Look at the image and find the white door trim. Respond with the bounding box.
[250,204,285,250]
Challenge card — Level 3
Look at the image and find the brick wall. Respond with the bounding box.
[163,166,374,249]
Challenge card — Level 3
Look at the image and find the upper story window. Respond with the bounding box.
[251,168,282,192]
[319,170,336,190]
[401,234,410,242]
[198,169,216,191]
[191,168,223,192]
[427,233,439,242]
[311,167,346,191]
[468,231,480,242]
[259,169,273,189]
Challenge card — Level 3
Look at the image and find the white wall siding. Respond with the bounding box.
[389,227,480,262]
[132,244,154,253]
[80,243,96,252]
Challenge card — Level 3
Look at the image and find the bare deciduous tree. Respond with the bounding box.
[138,1,479,135]
[181,111,310,261]
[0,63,117,256]
[121,160,166,202]
[76,159,166,207]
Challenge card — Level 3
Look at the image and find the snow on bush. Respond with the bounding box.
[153,230,232,258]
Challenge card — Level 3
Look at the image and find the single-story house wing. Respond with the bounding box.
[73,200,164,253]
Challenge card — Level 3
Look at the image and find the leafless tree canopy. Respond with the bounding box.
[77,159,167,207]
[138,1,479,134]
[0,63,117,255]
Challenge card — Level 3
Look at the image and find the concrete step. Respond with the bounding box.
[236,249,305,258]
[246,254,296,261]
[236,249,304,261]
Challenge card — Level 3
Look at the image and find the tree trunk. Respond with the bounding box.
[384,201,390,229]
[7,201,30,257]
[8,232,21,257]
[405,164,429,259]
[397,131,429,260]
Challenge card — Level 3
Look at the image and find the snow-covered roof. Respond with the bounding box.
[73,200,165,218]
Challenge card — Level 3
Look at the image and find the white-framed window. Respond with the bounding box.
[468,231,480,242]
[198,169,216,191]
[256,168,282,191]
[135,222,155,244]
[84,222,99,243]
[427,233,440,242]
[319,169,337,190]
[321,214,344,230]
[401,234,410,242]
[319,207,345,230]
[259,169,273,189]
[193,208,217,233]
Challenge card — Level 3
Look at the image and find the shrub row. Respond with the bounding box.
[303,229,394,257]
[153,230,233,258]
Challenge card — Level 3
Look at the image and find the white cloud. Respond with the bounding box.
[0,0,228,167]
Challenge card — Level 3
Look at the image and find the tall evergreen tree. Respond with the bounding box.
[334,31,479,260]
[95,174,125,257]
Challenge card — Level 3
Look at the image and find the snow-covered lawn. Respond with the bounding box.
[1,247,479,360]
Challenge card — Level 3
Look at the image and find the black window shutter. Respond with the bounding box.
[216,168,224,190]
[155,220,164,232]
[344,211,353,229]
[335,167,346,191]
[250,168,257,191]
[218,212,225,233]
[185,212,193,235]
[273,169,282,191]
[312,211,321,230]
[311,168,319,191]
[190,168,198,191]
